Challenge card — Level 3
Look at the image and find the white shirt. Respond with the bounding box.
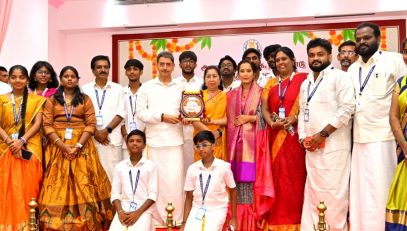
[223,79,241,92]
[0,82,11,95]
[298,65,355,152]
[257,70,272,88]
[111,157,158,214]
[184,158,236,211]
[349,50,407,143]
[174,75,204,91]
[121,86,145,133]
[136,77,184,147]
[81,80,125,146]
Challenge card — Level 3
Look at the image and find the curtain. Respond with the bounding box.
[0,0,12,53]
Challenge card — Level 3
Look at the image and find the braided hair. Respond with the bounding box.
[9,65,29,139]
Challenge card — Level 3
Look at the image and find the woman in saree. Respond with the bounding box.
[28,61,59,98]
[261,47,307,230]
[0,65,45,230]
[226,60,272,230]
[38,66,114,230]
[386,73,407,230]
[192,65,227,161]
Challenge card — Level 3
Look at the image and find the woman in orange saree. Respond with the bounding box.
[0,65,45,230]
[192,65,227,161]
[262,47,307,231]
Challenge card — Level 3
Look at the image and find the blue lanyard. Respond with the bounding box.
[306,78,324,106]
[199,173,211,205]
[129,95,137,120]
[95,89,106,114]
[129,169,140,200]
[278,78,291,106]
[63,103,74,123]
[358,65,376,95]
[11,93,22,126]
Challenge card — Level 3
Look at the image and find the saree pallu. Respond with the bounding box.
[263,73,307,231]
[0,94,45,231]
[194,90,227,161]
[38,129,114,230]
[385,75,407,231]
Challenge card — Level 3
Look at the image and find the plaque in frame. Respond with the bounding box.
[180,90,205,121]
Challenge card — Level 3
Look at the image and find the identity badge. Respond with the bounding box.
[96,115,104,127]
[195,207,206,220]
[129,121,137,132]
[278,107,286,118]
[65,128,73,140]
[11,133,19,140]
[129,202,137,212]
[304,109,310,122]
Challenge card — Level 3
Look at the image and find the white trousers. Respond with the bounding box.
[147,145,184,226]
[109,212,152,231]
[301,148,351,231]
[94,142,123,182]
[184,207,227,231]
[349,141,397,231]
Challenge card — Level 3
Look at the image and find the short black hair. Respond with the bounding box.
[218,55,237,71]
[263,44,282,59]
[402,38,407,50]
[124,59,144,70]
[179,51,197,63]
[356,22,381,38]
[127,129,146,144]
[307,38,332,54]
[193,130,215,145]
[0,66,7,72]
[338,40,356,52]
[242,48,261,60]
[28,61,59,90]
[274,47,297,71]
[91,55,110,70]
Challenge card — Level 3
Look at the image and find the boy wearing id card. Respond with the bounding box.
[110,130,158,231]
[180,130,237,231]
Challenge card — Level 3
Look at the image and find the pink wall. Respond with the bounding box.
[0,0,48,70]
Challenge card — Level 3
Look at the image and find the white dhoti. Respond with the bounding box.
[349,141,397,231]
[184,207,227,231]
[147,145,184,225]
[94,142,123,182]
[109,212,152,231]
[301,148,351,231]
[183,125,195,173]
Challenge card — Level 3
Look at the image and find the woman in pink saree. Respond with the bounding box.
[226,60,273,230]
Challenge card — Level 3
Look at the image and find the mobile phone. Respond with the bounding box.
[21,149,32,160]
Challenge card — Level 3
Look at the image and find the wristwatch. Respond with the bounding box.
[75,143,83,149]
[319,130,330,138]
[106,126,113,133]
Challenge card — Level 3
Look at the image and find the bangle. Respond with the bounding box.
[118,210,124,214]
[54,138,61,145]
[3,136,9,142]
[161,113,164,122]
[19,137,27,144]
[217,128,223,137]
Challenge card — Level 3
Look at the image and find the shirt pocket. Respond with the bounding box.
[370,71,388,96]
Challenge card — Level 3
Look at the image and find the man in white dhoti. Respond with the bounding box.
[136,51,185,225]
[349,22,407,231]
[298,38,355,231]
[82,55,125,181]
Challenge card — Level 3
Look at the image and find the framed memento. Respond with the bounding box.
[180,90,204,121]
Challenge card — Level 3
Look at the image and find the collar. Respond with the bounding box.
[152,77,176,86]
[357,50,382,65]
[177,75,200,83]
[93,80,112,90]
[125,157,146,167]
[124,84,141,95]
[197,158,219,170]
[307,65,334,83]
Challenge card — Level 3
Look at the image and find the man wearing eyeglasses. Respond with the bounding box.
[174,51,204,174]
[337,40,359,72]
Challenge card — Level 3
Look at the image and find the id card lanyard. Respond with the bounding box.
[95,88,106,115]
[11,93,22,139]
[358,65,376,96]
[304,77,324,122]
[129,169,141,202]
[278,72,294,118]
[199,173,211,206]
[129,94,137,131]
[63,93,74,140]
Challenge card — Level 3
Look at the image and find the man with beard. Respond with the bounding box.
[120,59,145,156]
[263,44,282,77]
[349,22,407,231]
[218,55,240,92]
[298,38,355,231]
[174,51,203,173]
[242,48,269,87]
[136,51,185,226]
[337,40,358,72]
[81,55,125,181]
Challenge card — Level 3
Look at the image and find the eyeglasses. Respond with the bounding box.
[339,51,356,56]
[181,60,195,64]
[402,50,407,55]
[194,142,212,149]
[36,70,51,75]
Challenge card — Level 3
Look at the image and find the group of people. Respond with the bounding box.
[1,21,407,231]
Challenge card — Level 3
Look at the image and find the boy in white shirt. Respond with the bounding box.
[180,130,237,231]
[110,129,158,231]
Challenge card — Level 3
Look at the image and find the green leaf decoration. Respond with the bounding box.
[197,37,203,42]
[293,32,299,45]
[150,39,167,51]
[302,31,311,38]
[197,36,212,50]
[341,29,355,42]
